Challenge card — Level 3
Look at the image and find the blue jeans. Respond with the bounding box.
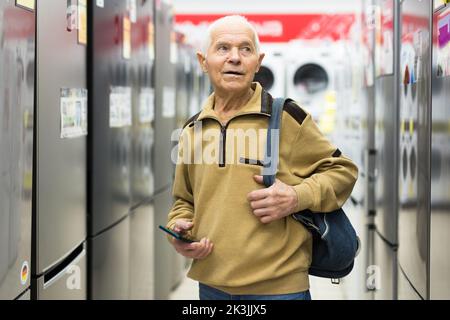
[199,283,312,300]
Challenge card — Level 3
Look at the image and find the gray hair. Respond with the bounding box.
[202,15,260,55]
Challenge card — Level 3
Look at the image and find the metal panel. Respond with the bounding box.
[129,204,155,299]
[34,244,87,300]
[374,76,399,242]
[175,42,191,129]
[397,0,432,300]
[130,0,155,207]
[430,3,450,300]
[17,289,30,300]
[154,0,176,193]
[0,1,34,299]
[154,188,175,299]
[171,39,192,290]
[90,217,130,300]
[153,0,178,299]
[34,0,87,274]
[398,264,422,300]
[89,0,132,234]
[372,0,401,300]
[360,0,376,215]
[373,0,400,244]
[373,232,397,299]
[127,0,156,300]
[365,224,376,300]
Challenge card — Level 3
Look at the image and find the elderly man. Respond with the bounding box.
[166,15,358,300]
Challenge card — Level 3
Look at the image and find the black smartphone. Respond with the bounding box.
[158,225,196,243]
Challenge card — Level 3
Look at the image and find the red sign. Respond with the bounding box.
[175,14,355,43]
[3,7,34,40]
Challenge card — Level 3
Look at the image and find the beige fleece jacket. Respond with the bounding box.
[167,82,358,295]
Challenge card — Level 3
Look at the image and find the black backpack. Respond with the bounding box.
[262,98,360,281]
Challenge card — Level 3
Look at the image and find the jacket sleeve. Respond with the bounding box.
[166,130,195,231]
[289,114,358,213]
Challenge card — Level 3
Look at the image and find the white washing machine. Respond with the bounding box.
[254,44,286,98]
[285,40,340,125]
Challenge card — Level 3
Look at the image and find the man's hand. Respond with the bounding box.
[247,175,299,224]
[170,219,214,259]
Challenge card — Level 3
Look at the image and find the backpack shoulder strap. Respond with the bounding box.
[262,98,286,187]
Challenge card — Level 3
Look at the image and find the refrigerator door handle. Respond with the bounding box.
[43,245,86,290]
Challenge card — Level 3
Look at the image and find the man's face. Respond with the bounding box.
[197,22,265,95]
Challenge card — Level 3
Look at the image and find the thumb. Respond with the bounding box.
[253,175,265,185]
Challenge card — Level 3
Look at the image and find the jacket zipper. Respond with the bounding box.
[200,112,270,168]
[219,125,227,167]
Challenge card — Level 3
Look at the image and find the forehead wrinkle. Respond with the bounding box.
[210,24,257,48]
[211,33,256,50]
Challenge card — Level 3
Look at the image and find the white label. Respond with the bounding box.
[109,90,122,128]
[139,88,155,123]
[122,88,132,126]
[110,87,132,128]
[127,0,137,23]
[60,88,88,139]
[96,0,104,8]
[66,1,78,32]
[162,86,175,118]
[170,42,178,65]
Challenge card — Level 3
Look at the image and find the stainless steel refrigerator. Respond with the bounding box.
[373,0,400,300]
[397,0,432,300]
[358,0,377,300]
[32,0,88,300]
[0,0,35,300]
[129,0,156,300]
[154,0,178,299]
[430,1,450,300]
[171,36,192,291]
[334,0,379,300]
[88,0,132,300]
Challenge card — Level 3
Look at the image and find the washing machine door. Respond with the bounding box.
[293,63,329,95]
[254,65,275,92]
[288,62,332,122]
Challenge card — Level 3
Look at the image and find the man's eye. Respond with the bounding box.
[241,47,251,52]
[217,46,228,52]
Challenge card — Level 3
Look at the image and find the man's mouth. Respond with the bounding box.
[223,71,245,76]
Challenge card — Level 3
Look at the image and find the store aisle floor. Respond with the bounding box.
[168,272,348,300]
[169,271,199,300]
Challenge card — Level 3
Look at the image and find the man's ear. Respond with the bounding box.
[196,51,208,73]
[255,52,265,73]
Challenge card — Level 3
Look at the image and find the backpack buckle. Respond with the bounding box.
[331,278,340,285]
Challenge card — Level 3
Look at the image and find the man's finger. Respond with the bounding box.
[253,175,265,185]
[197,240,214,259]
[173,239,196,251]
[252,208,272,217]
[193,238,208,258]
[250,198,272,210]
[247,188,270,201]
[196,239,210,258]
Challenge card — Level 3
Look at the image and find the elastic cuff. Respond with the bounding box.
[166,221,176,231]
[293,182,315,212]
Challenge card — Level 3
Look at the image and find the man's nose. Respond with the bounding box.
[227,47,241,64]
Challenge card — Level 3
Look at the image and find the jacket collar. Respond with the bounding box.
[197,82,272,122]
